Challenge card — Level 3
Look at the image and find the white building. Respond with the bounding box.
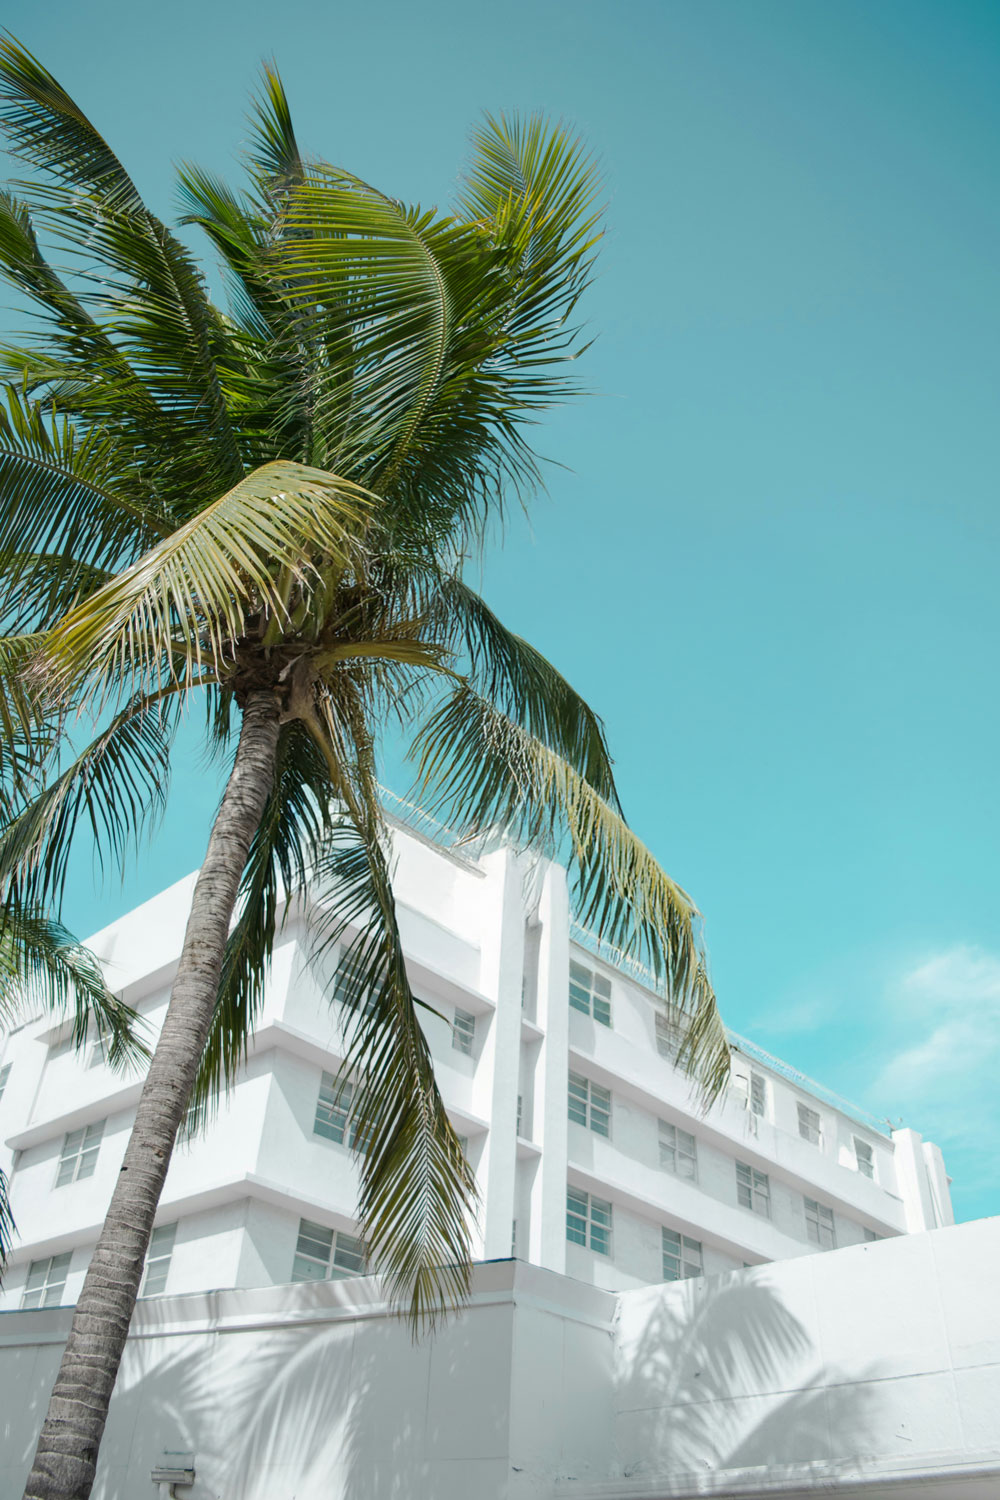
[0,803,953,1312]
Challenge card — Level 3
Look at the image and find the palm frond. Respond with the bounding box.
[429,573,622,808]
[0,386,170,627]
[0,35,142,210]
[309,808,476,1328]
[457,113,604,366]
[191,721,331,1112]
[0,902,147,1071]
[0,190,133,367]
[0,1167,13,1286]
[246,62,304,193]
[39,461,373,700]
[0,691,174,912]
[177,166,276,341]
[0,38,247,491]
[0,633,50,803]
[269,171,461,482]
[412,686,730,1099]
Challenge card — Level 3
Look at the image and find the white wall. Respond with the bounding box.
[609,1214,1000,1498]
[0,1218,998,1499]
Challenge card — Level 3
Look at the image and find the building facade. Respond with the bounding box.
[0,808,953,1311]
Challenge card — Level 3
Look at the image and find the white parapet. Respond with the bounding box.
[0,1215,998,1498]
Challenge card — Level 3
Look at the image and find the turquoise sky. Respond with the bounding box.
[11,1,1000,1221]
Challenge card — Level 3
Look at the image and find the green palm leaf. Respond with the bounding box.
[0,633,49,801]
[192,721,331,1114]
[429,573,622,807]
[40,461,374,698]
[0,386,169,627]
[0,37,246,491]
[412,685,730,1098]
[309,809,476,1326]
[0,904,146,1070]
[0,692,173,912]
[0,1168,13,1286]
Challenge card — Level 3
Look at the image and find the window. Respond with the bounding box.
[569,960,612,1027]
[0,1062,10,1103]
[333,953,376,1016]
[516,1094,523,1136]
[21,1252,72,1309]
[797,1102,822,1145]
[659,1120,697,1180]
[511,1219,518,1256]
[456,1134,469,1156]
[854,1138,874,1179]
[291,1218,366,1282]
[805,1197,836,1248]
[566,1186,612,1256]
[863,1227,881,1243]
[567,1072,611,1137]
[313,1073,368,1150]
[655,1011,683,1060]
[750,1072,767,1117]
[140,1223,176,1296]
[47,1029,75,1061]
[736,1160,770,1217]
[452,1008,476,1056]
[55,1120,104,1187]
[662,1227,702,1281]
[86,1024,113,1069]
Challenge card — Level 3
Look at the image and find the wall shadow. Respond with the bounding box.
[77,1283,504,1500]
[614,1269,882,1484]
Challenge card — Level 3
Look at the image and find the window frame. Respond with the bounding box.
[854,1137,875,1179]
[86,1023,115,1070]
[804,1196,836,1248]
[568,959,612,1028]
[658,1119,698,1181]
[291,1217,366,1282]
[567,1071,611,1138]
[55,1119,105,1188]
[313,1072,368,1150]
[566,1186,613,1256]
[333,951,377,1018]
[140,1222,177,1297]
[452,1008,477,1057]
[797,1101,822,1146]
[655,1011,683,1061]
[662,1226,703,1281]
[750,1072,767,1118]
[0,1061,10,1104]
[21,1251,73,1309]
[736,1160,771,1217]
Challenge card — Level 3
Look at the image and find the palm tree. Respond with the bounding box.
[0,907,145,1279]
[0,39,729,1500]
[0,647,150,1284]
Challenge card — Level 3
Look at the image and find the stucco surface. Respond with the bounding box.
[1,1219,998,1499]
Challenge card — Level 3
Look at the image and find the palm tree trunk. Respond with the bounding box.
[22,691,282,1500]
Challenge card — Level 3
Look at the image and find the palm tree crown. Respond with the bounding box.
[0,35,728,1500]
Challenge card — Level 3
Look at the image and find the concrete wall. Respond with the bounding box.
[607,1214,1000,1499]
[0,1217,997,1499]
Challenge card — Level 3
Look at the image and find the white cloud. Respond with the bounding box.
[869,946,1000,1197]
